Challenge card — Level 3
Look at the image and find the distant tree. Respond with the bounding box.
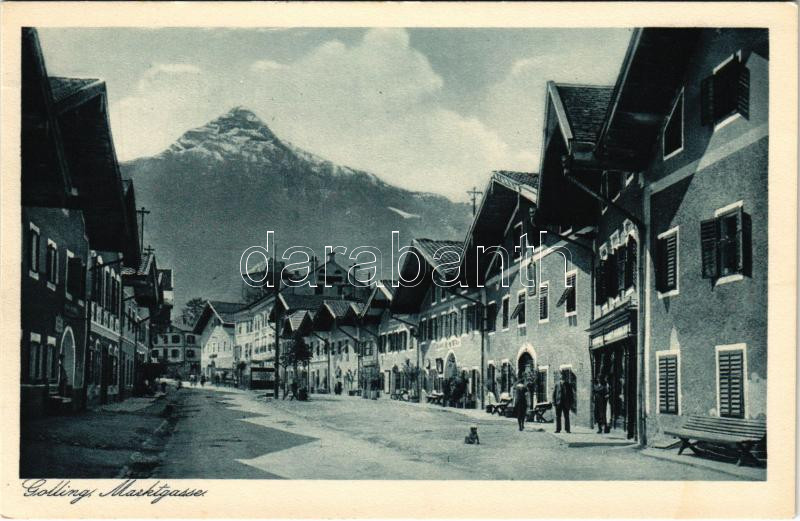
[280,336,313,371]
[181,298,207,328]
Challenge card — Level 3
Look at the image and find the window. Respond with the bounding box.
[186,335,195,344]
[657,352,680,414]
[557,272,577,316]
[663,90,684,159]
[526,262,537,296]
[29,225,41,276]
[486,302,497,332]
[46,241,58,286]
[513,222,524,261]
[186,349,195,358]
[27,333,42,382]
[717,346,745,418]
[535,367,548,403]
[657,228,679,295]
[67,256,85,299]
[701,204,751,282]
[501,296,509,329]
[702,53,749,128]
[47,337,57,382]
[538,283,548,322]
[171,349,179,358]
[602,171,623,203]
[518,291,528,326]
[439,284,446,302]
[171,335,180,344]
[151,349,159,359]
[450,311,458,336]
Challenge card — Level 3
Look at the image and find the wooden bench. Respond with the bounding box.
[490,397,513,416]
[426,392,444,405]
[664,415,766,467]
[528,402,553,423]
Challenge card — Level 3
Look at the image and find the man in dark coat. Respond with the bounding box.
[553,370,575,433]
[593,378,609,434]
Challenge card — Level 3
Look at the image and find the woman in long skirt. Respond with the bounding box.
[513,383,528,431]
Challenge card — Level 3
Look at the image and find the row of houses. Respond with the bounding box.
[20,28,174,417]
[193,28,768,444]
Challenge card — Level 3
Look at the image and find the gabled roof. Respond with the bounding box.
[310,299,363,331]
[21,28,73,207]
[390,239,464,315]
[49,77,104,110]
[193,300,247,333]
[158,269,173,291]
[121,252,159,308]
[413,239,463,276]
[270,293,329,321]
[595,28,702,170]
[493,170,539,192]
[209,300,245,320]
[550,82,614,146]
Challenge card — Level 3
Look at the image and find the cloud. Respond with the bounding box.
[109,28,582,200]
[111,63,214,159]
[249,60,286,72]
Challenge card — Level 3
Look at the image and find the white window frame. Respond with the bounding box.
[486,300,497,335]
[655,349,682,415]
[64,250,75,300]
[662,88,685,160]
[657,226,680,299]
[501,295,510,331]
[516,290,527,328]
[46,239,58,291]
[712,51,745,132]
[28,222,40,280]
[564,269,578,318]
[625,172,636,187]
[715,343,748,419]
[538,283,549,324]
[713,200,746,287]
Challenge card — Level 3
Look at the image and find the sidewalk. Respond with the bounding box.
[20,393,173,478]
[641,447,766,480]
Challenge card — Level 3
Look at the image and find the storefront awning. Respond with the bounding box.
[588,301,636,349]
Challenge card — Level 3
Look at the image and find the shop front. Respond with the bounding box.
[589,306,637,440]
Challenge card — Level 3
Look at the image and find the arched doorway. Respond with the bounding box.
[59,327,76,394]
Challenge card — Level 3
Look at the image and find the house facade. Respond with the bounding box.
[589,28,769,440]
[151,325,200,378]
[194,301,244,381]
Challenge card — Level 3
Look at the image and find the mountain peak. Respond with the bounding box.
[163,106,281,160]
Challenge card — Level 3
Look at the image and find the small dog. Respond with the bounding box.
[464,425,480,445]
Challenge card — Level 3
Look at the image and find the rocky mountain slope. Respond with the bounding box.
[121,107,472,313]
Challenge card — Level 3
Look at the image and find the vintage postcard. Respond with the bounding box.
[0,2,796,518]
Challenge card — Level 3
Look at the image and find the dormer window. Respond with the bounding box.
[663,89,684,159]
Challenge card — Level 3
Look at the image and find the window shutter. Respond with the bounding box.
[616,246,627,294]
[625,238,637,289]
[595,262,605,305]
[700,218,719,279]
[741,211,752,277]
[658,355,678,414]
[718,349,744,418]
[655,238,666,292]
[700,75,714,126]
[664,234,678,291]
[737,61,750,119]
[606,251,617,298]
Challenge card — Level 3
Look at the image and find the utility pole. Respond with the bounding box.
[136,207,150,255]
[467,187,483,217]
[273,243,281,400]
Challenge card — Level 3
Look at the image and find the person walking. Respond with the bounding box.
[593,377,609,434]
[553,369,575,433]
[513,382,528,431]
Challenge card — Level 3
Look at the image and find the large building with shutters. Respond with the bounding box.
[564,28,769,442]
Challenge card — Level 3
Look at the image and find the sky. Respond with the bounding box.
[38,27,631,201]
